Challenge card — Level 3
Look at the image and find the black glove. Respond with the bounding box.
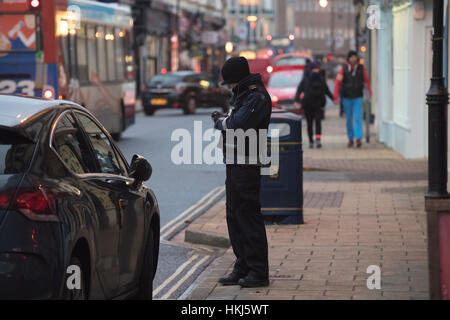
[211,111,225,122]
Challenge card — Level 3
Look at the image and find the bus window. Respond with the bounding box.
[69,33,77,79]
[114,28,125,80]
[95,25,107,81]
[105,27,116,81]
[77,24,88,83]
[86,25,97,82]
[123,35,134,80]
[61,35,70,78]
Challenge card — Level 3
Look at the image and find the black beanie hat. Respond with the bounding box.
[347,50,358,61]
[221,57,250,85]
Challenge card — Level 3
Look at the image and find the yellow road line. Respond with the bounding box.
[160,255,210,300]
[153,254,199,297]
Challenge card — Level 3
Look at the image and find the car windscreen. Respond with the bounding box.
[274,57,307,67]
[268,71,304,88]
[0,128,35,174]
[148,75,182,86]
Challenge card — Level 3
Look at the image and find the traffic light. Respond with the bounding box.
[28,0,40,9]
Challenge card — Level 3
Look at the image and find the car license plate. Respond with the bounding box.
[151,98,167,105]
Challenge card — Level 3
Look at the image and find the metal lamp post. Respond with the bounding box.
[426,0,450,301]
[426,0,449,199]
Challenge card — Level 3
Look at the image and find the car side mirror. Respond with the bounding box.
[129,154,152,186]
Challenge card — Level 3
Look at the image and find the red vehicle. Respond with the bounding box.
[0,0,136,140]
[267,66,304,114]
[272,53,311,68]
[247,58,273,87]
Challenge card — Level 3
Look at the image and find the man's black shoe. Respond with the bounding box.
[238,274,270,288]
[218,271,246,286]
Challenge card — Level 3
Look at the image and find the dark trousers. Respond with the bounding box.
[304,107,322,143]
[225,164,269,278]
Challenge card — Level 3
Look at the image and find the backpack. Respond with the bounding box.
[307,74,324,98]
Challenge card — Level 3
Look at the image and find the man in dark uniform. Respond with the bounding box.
[211,56,271,288]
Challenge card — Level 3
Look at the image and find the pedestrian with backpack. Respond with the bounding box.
[333,50,372,148]
[295,63,333,149]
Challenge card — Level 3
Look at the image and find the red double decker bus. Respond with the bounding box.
[0,0,135,139]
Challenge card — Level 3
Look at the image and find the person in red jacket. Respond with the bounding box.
[333,50,372,148]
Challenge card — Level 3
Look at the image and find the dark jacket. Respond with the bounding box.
[333,62,372,100]
[295,72,333,111]
[214,73,272,166]
[342,64,364,98]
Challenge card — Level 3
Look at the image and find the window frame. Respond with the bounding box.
[49,110,98,175]
[72,110,130,177]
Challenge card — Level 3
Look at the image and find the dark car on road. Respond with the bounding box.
[0,95,160,300]
[141,71,231,116]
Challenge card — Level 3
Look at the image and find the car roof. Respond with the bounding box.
[272,53,311,61]
[271,66,305,74]
[162,71,196,76]
[0,94,83,127]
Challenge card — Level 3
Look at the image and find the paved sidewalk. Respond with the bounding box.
[183,105,429,300]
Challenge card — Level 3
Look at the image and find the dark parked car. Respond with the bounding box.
[141,71,231,116]
[0,95,160,300]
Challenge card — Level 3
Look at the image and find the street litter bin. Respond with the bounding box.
[260,111,303,224]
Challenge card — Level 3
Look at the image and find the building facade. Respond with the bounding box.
[370,0,433,159]
[126,0,227,94]
[277,0,356,57]
[225,0,275,52]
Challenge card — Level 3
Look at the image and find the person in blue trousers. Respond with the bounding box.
[333,50,372,148]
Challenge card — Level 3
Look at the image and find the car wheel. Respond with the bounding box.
[137,204,155,300]
[184,96,196,114]
[62,256,87,300]
[144,106,155,116]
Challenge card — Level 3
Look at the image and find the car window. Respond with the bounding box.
[52,113,96,174]
[274,57,307,67]
[149,74,182,86]
[268,71,304,88]
[75,113,123,176]
[0,129,36,175]
[114,148,129,177]
[184,75,199,84]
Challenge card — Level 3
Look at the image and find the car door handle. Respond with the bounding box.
[118,198,128,209]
